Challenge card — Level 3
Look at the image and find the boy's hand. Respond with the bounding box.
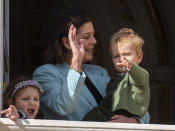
[1,105,19,121]
[117,57,132,71]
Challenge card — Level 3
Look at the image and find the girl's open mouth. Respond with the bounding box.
[27,108,35,118]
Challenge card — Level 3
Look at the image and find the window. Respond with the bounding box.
[2,0,174,125]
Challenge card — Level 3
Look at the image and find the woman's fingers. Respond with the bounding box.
[69,25,75,42]
[108,115,138,123]
[111,114,124,120]
[68,24,79,50]
[79,39,85,54]
[73,25,76,38]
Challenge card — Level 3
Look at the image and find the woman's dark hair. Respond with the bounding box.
[44,10,92,64]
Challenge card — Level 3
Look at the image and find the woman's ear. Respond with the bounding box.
[62,37,71,50]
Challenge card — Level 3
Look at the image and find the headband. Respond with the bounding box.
[11,80,43,99]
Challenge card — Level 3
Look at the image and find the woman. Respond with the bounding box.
[33,10,149,123]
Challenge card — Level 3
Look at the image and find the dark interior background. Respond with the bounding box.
[9,0,175,124]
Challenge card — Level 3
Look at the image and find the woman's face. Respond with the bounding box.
[77,22,97,63]
[14,87,40,119]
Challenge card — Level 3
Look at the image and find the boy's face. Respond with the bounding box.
[111,41,143,72]
[14,87,40,119]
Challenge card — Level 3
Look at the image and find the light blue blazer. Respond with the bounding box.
[33,63,150,123]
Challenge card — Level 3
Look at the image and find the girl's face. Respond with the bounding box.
[111,41,143,72]
[77,22,97,63]
[14,87,40,119]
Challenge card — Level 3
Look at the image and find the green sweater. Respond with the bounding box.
[83,63,150,121]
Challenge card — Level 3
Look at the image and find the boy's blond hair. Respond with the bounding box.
[110,28,144,53]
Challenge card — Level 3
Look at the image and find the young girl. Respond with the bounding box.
[1,76,43,121]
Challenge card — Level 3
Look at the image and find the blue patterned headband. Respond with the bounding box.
[11,80,43,99]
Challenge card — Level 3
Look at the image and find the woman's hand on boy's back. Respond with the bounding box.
[108,114,138,123]
[1,105,19,121]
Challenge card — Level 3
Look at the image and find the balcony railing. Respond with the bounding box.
[0,118,175,131]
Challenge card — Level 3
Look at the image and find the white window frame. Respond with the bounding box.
[0,118,175,131]
[0,0,4,112]
[1,1,175,130]
[0,0,9,112]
